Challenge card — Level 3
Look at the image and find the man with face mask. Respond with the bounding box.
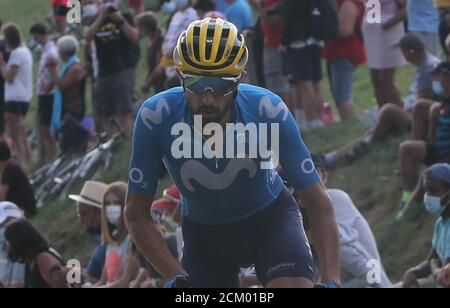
[402,163,450,288]
[400,62,450,219]
[69,181,108,283]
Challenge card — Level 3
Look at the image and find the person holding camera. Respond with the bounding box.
[85,0,139,139]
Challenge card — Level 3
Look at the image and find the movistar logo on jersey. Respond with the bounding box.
[170,115,280,170]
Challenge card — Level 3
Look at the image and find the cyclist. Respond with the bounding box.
[125,18,340,288]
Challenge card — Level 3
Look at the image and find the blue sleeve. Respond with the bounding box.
[266,96,320,190]
[226,8,243,32]
[128,100,165,197]
[86,244,106,281]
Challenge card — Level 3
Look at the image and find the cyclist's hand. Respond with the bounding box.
[164,274,192,288]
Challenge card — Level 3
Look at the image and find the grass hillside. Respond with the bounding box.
[0,0,434,282]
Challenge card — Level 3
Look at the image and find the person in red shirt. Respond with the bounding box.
[51,0,69,36]
[323,0,367,122]
[127,0,144,14]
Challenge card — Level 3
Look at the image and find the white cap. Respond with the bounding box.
[69,181,108,209]
[0,202,24,225]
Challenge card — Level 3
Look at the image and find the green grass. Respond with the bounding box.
[0,0,435,283]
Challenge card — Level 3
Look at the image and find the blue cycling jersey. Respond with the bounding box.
[128,84,320,224]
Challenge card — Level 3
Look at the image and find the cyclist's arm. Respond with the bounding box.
[275,98,340,285]
[296,184,340,285]
[125,193,185,281]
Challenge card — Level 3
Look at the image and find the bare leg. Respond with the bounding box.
[399,140,427,192]
[379,68,402,108]
[298,81,316,122]
[412,99,435,141]
[118,113,134,139]
[313,81,324,120]
[370,69,384,107]
[372,103,411,141]
[338,100,355,122]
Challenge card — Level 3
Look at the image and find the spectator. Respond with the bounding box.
[5,219,67,288]
[94,182,140,288]
[435,0,450,58]
[259,0,292,112]
[402,164,450,288]
[215,0,229,13]
[273,0,328,130]
[0,202,25,288]
[51,0,69,36]
[407,0,439,56]
[194,0,226,19]
[0,23,33,167]
[29,22,58,164]
[0,19,8,139]
[160,0,198,88]
[86,0,140,138]
[322,34,439,169]
[399,62,450,210]
[323,0,366,121]
[69,181,108,283]
[135,12,166,94]
[362,0,406,108]
[0,141,36,218]
[47,35,88,154]
[307,156,392,288]
[225,0,253,33]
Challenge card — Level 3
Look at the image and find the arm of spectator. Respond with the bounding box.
[110,11,139,43]
[381,1,407,31]
[85,7,109,42]
[0,58,19,84]
[402,260,431,288]
[0,184,9,201]
[49,62,86,92]
[437,263,450,287]
[93,267,108,287]
[102,250,141,288]
[338,0,360,38]
[430,102,443,142]
[129,268,150,288]
[36,252,69,288]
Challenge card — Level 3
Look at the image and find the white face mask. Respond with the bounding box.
[105,205,122,226]
[83,4,99,19]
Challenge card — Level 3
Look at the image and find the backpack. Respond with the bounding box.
[308,0,339,40]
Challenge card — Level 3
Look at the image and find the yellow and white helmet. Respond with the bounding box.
[173,18,249,77]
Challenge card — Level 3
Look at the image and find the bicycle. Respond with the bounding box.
[51,118,127,204]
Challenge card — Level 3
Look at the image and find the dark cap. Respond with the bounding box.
[393,33,426,53]
[425,164,450,185]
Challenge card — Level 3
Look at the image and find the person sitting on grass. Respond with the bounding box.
[399,62,450,211]
[321,34,439,168]
[401,164,450,288]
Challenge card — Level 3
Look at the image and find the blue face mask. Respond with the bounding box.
[433,81,445,97]
[424,194,447,215]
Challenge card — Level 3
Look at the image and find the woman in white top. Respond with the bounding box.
[0,24,33,167]
[363,0,407,108]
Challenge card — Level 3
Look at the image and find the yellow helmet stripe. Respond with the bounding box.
[186,23,202,66]
[217,23,237,66]
[199,18,210,63]
[207,18,224,64]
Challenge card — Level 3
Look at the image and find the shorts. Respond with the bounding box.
[327,59,355,106]
[53,4,69,21]
[38,94,54,127]
[425,144,450,166]
[94,69,134,117]
[286,44,323,83]
[182,187,314,288]
[263,47,290,95]
[5,101,29,116]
